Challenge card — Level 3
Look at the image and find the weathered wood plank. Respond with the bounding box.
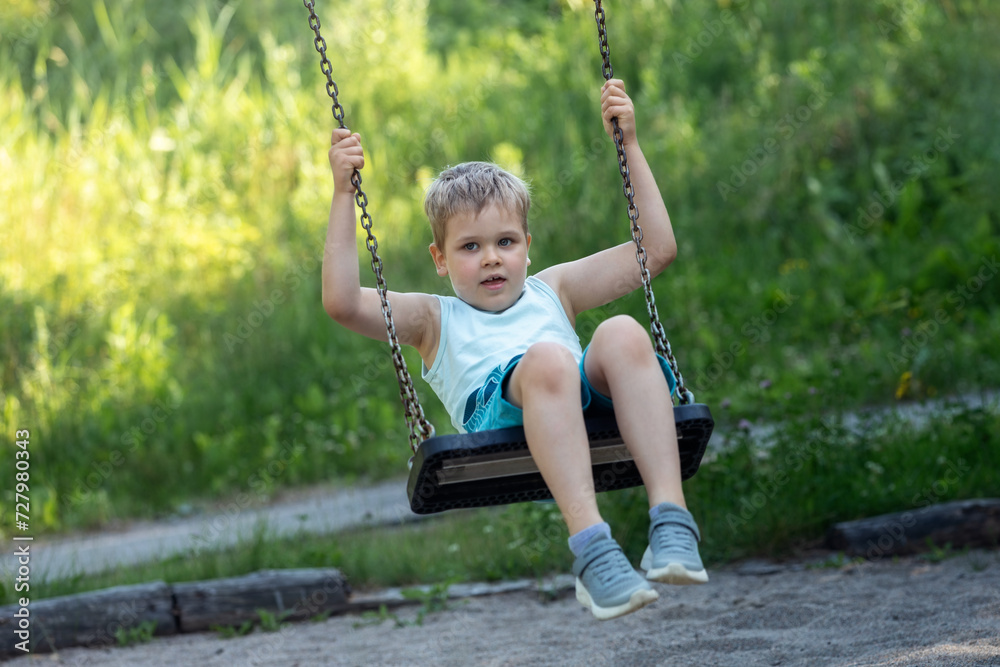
[172,568,350,632]
[0,581,175,656]
[826,498,1000,559]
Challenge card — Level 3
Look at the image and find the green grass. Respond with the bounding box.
[5,406,996,606]
[0,0,998,541]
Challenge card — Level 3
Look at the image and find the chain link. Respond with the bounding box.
[303,0,434,451]
[593,0,694,405]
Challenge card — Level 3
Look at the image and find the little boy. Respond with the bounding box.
[323,79,707,620]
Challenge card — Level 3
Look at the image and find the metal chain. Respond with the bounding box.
[303,0,434,451]
[593,0,694,405]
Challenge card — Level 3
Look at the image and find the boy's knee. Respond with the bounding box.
[518,342,579,390]
[594,315,645,337]
[592,316,652,360]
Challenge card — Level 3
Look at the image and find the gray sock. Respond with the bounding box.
[568,521,612,557]
[649,502,687,520]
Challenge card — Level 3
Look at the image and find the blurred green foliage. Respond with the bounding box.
[1,0,998,535]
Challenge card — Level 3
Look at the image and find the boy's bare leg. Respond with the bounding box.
[506,342,604,535]
[583,316,686,510]
[510,340,667,613]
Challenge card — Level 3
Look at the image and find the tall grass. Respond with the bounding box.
[1,0,998,536]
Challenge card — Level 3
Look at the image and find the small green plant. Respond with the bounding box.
[400,578,459,626]
[968,552,992,573]
[212,620,255,639]
[401,579,454,613]
[210,609,291,636]
[353,604,406,629]
[256,608,292,632]
[353,579,460,629]
[806,552,869,570]
[921,541,968,564]
[115,621,157,647]
[807,552,848,569]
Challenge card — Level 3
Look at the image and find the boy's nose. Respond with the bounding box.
[481,249,501,265]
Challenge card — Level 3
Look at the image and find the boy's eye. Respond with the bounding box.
[498,238,512,247]
[463,242,478,251]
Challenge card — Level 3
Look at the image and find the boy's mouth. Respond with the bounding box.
[481,275,506,290]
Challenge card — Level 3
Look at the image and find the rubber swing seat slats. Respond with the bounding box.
[406,403,713,514]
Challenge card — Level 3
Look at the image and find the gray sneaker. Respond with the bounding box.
[572,533,658,620]
[641,504,709,585]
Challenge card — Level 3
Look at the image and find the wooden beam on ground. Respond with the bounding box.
[826,498,1000,559]
[0,569,573,658]
[0,568,351,657]
[172,568,351,633]
[0,581,175,656]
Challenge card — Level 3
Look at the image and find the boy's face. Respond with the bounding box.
[428,203,531,312]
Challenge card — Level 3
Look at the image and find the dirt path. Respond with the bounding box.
[12,549,999,666]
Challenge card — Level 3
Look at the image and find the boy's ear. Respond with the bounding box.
[526,232,532,266]
[429,243,448,276]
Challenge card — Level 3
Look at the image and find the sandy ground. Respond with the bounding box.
[9,549,999,667]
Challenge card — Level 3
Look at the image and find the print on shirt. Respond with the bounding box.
[462,354,523,432]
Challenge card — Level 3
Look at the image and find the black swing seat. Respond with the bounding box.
[407,403,713,514]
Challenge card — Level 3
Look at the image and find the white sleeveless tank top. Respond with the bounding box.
[421,276,582,432]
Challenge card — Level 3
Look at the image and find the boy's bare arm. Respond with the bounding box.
[538,80,677,323]
[322,129,440,360]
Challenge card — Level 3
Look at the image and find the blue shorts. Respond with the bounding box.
[461,344,677,433]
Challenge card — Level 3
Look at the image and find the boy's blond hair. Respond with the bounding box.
[424,162,531,249]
